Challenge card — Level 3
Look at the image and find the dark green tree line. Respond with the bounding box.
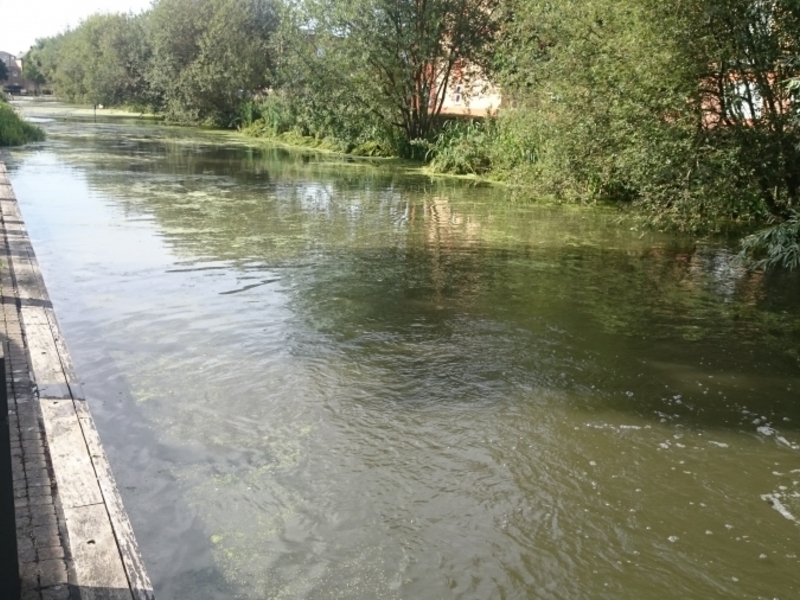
[27,0,278,126]
[485,0,800,265]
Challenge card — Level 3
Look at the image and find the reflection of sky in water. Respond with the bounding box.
[689,246,744,300]
[5,115,800,600]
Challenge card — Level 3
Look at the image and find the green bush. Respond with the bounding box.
[351,139,395,157]
[241,95,297,136]
[0,103,45,146]
[739,213,800,270]
[428,119,493,175]
[241,92,401,156]
[427,115,538,176]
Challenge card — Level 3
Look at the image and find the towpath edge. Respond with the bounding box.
[0,160,154,600]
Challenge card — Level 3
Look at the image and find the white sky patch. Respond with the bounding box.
[0,0,153,56]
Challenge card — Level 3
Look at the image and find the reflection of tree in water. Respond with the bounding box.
[53,120,800,388]
[14,119,800,600]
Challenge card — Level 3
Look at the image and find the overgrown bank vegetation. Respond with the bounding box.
[0,95,44,146]
[22,0,800,267]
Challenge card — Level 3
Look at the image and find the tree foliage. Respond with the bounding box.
[494,0,800,234]
[22,39,51,86]
[57,14,151,107]
[287,0,499,155]
[667,0,800,224]
[147,0,278,125]
[19,0,498,155]
[27,0,278,125]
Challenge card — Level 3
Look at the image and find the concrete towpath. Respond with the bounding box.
[0,160,154,600]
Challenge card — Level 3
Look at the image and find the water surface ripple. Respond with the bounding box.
[4,108,800,599]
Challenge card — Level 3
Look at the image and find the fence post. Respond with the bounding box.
[0,343,21,599]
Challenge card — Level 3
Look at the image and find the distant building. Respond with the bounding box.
[1,51,38,95]
[437,60,502,117]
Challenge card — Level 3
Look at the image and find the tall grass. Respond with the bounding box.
[427,114,538,177]
[427,119,494,175]
[240,94,398,156]
[0,100,45,146]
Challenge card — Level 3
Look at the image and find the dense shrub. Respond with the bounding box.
[493,0,800,238]
[0,103,45,146]
[241,92,399,156]
[739,213,800,270]
[427,119,493,175]
[427,115,539,177]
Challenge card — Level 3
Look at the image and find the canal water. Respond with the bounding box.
[3,104,800,599]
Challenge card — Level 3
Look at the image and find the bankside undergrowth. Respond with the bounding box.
[0,99,45,147]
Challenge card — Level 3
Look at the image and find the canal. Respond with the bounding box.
[3,103,800,599]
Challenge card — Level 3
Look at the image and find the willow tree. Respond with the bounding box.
[300,0,499,154]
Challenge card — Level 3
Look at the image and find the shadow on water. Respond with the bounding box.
[288,245,800,432]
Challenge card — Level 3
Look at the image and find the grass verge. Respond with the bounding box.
[0,100,45,146]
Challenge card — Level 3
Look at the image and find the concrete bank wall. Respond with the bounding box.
[0,161,154,600]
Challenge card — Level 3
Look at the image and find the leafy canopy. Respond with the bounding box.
[292,0,499,155]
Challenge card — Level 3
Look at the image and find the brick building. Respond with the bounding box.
[1,51,37,95]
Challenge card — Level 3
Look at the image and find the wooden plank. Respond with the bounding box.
[15,261,81,394]
[13,260,49,306]
[63,503,133,600]
[22,305,81,388]
[14,248,50,303]
[20,307,66,391]
[75,402,156,600]
[1,198,50,301]
[39,399,103,508]
[2,193,28,222]
[44,306,81,383]
[1,201,26,225]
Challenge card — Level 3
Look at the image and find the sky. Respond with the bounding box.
[0,0,153,55]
